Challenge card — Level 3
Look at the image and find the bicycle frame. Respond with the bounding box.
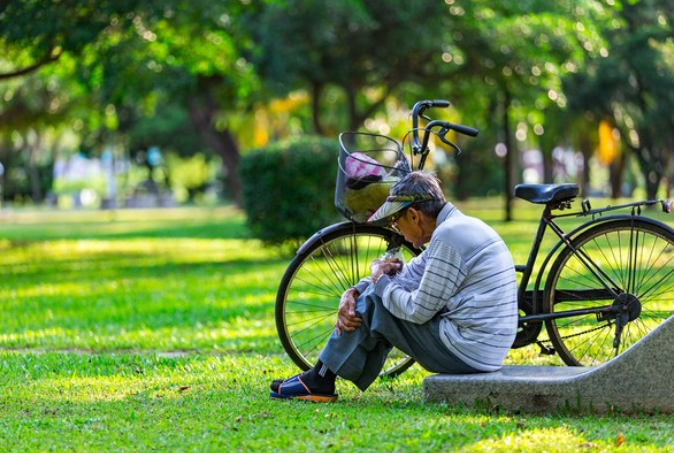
[516,198,671,328]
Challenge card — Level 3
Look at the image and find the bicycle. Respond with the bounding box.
[275,99,674,378]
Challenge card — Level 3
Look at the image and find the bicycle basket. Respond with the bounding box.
[335,132,411,223]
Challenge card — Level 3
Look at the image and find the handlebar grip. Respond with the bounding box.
[451,123,479,137]
[415,100,451,114]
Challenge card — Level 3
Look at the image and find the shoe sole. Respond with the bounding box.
[270,393,338,403]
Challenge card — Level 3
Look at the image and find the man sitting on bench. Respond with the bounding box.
[270,171,519,402]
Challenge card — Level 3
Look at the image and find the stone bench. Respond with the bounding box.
[423,316,674,414]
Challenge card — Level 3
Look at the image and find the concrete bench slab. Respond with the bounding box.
[423,316,674,414]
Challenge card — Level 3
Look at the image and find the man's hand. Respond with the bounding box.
[369,258,403,283]
[336,288,362,335]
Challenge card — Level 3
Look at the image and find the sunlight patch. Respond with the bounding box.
[462,426,593,453]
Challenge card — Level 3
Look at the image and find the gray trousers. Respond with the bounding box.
[319,286,480,391]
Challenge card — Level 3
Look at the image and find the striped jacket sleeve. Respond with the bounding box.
[374,240,465,324]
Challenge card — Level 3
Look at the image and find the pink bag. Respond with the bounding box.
[345,152,387,179]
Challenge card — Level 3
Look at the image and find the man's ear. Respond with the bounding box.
[407,207,419,223]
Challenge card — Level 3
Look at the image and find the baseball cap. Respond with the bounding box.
[367,194,434,225]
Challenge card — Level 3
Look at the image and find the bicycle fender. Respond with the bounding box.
[295,221,362,256]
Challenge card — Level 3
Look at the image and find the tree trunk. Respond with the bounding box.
[343,84,395,134]
[28,131,43,203]
[662,136,674,200]
[609,149,626,199]
[502,89,513,222]
[538,132,553,184]
[577,132,593,198]
[636,132,664,200]
[311,83,325,135]
[542,149,553,184]
[187,99,242,205]
[0,140,8,203]
[345,86,360,132]
[217,128,242,199]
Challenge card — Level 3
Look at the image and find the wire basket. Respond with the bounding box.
[335,132,411,223]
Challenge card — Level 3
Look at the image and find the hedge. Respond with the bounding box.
[239,136,341,245]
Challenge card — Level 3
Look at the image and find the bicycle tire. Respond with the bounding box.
[544,218,674,366]
[275,222,422,378]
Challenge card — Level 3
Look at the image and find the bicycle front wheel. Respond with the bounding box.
[544,218,674,366]
[276,222,422,378]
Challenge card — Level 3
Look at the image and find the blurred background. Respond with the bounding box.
[1,0,672,222]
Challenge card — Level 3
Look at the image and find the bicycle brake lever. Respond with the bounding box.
[438,127,463,156]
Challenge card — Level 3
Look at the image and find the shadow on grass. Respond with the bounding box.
[2,258,288,314]
[0,252,290,281]
[1,218,251,242]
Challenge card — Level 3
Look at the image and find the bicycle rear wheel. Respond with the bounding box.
[544,218,674,366]
[276,222,421,378]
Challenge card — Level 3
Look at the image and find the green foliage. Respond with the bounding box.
[167,152,218,203]
[1,160,54,203]
[239,136,340,245]
[455,149,504,200]
[561,0,674,198]
[4,0,674,205]
[125,102,208,157]
[250,0,452,131]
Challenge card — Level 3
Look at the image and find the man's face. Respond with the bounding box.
[391,208,426,248]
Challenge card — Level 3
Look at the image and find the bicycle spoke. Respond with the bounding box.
[289,273,346,300]
[638,259,674,300]
[545,220,674,366]
[633,229,651,292]
[589,233,624,289]
[285,303,336,314]
[561,321,612,366]
[294,252,347,300]
[319,244,356,294]
[276,225,419,377]
[285,310,336,325]
[293,326,334,354]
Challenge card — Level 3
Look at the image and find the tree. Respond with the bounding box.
[564,0,674,199]
[76,1,264,203]
[0,1,166,203]
[0,0,261,204]
[249,0,452,134]
[0,1,165,80]
[0,64,84,202]
[431,1,604,218]
[4,0,673,208]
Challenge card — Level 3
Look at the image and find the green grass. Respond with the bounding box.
[1,203,674,452]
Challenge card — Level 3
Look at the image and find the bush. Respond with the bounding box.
[239,136,341,245]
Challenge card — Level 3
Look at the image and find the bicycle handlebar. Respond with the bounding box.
[447,122,479,137]
[410,99,478,157]
[411,100,449,153]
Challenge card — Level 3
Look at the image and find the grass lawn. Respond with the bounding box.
[1,202,673,452]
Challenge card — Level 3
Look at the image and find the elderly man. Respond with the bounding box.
[270,171,518,402]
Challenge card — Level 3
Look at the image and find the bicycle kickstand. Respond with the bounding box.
[536,341,555,356]
[612,311,630,356]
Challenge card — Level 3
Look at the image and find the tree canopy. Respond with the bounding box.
[1,0,674,207]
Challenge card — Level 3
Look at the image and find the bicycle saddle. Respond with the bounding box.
[514,183,579,204]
